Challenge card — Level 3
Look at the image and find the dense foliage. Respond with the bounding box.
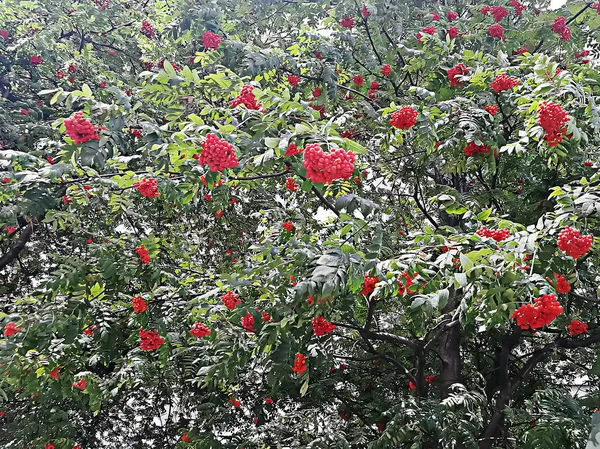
[2,0,600,448]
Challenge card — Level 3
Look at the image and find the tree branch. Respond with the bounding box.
[0,222,36,271]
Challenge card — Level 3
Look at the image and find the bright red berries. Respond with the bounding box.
[340,17,354,29]
[64,112,100,144]
[447,26,459,39]
[49,367,59,380]
[303,144,356,184]
[30,55,43,65]
[398,271,418,295]
[361,5,370,18]
[285,177,299,192]
[552,16,571,41]
[490,5,508,22]
[490,74,520,93]
[135,244,151,264]
[447,63,469,87]
[485,105,499,115]
[265,397,274,405]
[83,324,97,336]
[549,273,571,294]
[229,399,241,407]
[72,378,87,390]
[128,128,142,139]
[292,353,307,374]
[190,322,211,338]
[389,106,418,130]
[261,310,271,322]
[409,381,417,390]
[352,75,364,87]
[557,226,593,259]
[488,24,506,40]
[45,444,55,449]
[139,329,165,350]
[230,84,262,110]
[131,296,148,313]
[416,26,436,43]
[538,102,569,147]
[381,64,392,77]
[3,322,21,337]
[4,226,17,234]
[447,11,459,21]
[312,87,322,97]
[241,312,255,332]
[222,290,241,310]
[214,210,224,218]
[181,434,191,443]
[476,226,510,241]
[464,141,491,157]
[430,12,439,21]
[282,221,294,232]
[360,275,379,296]
[134,178,160,198]
[514,46,529,55]
[568,319,588,335]
[425,375,435,383]
[285,142,303,156]
[311,315,336,336]
[510,0,526,15]
[201,31,222,50]
[584,160,594,167]
[141,20,155,39]
[512,294,563,330]
[199,133,239,172]
[288,75,301,87]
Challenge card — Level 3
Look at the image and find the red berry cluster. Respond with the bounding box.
[312,87,322,98]
[584,160,594,167]
[549,273,571,294]
[4,226,17,234]
[139,329,165,350]
[557,226,593,259]
[311,316,336,337]
[282,221,294,232]
[514,46,528,55]
[463,141,491,157]
[288,75,301,87]
[488,24,506,40]
[447,11,459,21]
[141,20,155,39]
[538,102,569,147]
[285,142,303,156]
[389,106,418,130]
[361,6,370,18]
[476,226,510,241]
[381,64,392,77]
[72,378,87,390]
[490,74,520,93]
[241,312,255,332]
[552,16,571,41]
[447,63,468,87]
[512,294,563,330]
[368,81,379,98]
[303,144,356,184]
[3,322,20,337]
[448,26,459,39]
[285,177,299,192]
[509,0,526,15]
[352,75,364,87]
[261,310,270,322]
[340,17,354,29]
[198,133,239,172]
[398,271,419,295]
[131,296,148,313]
[201,31,222,50]
[430,12,439,21]
[135,244,150,264]
[340,129,356,139]
[64,112,100,144]
[568,319,588,335]
[416,26,436,43]
[134,178,160,198]
[31,55,43,65]
[128,129,142,139]
[485,105,499,116]
[360,275,379,296]
[230,85,262,110]
[489,5,508,22]
[221,290,241,310]
[292,353,307,374]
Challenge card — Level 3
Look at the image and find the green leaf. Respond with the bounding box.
[459,253,474,272]
[300,378,309,396]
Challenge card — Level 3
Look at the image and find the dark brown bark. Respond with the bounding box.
[0,223,36,271]
[439,287,461,398]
